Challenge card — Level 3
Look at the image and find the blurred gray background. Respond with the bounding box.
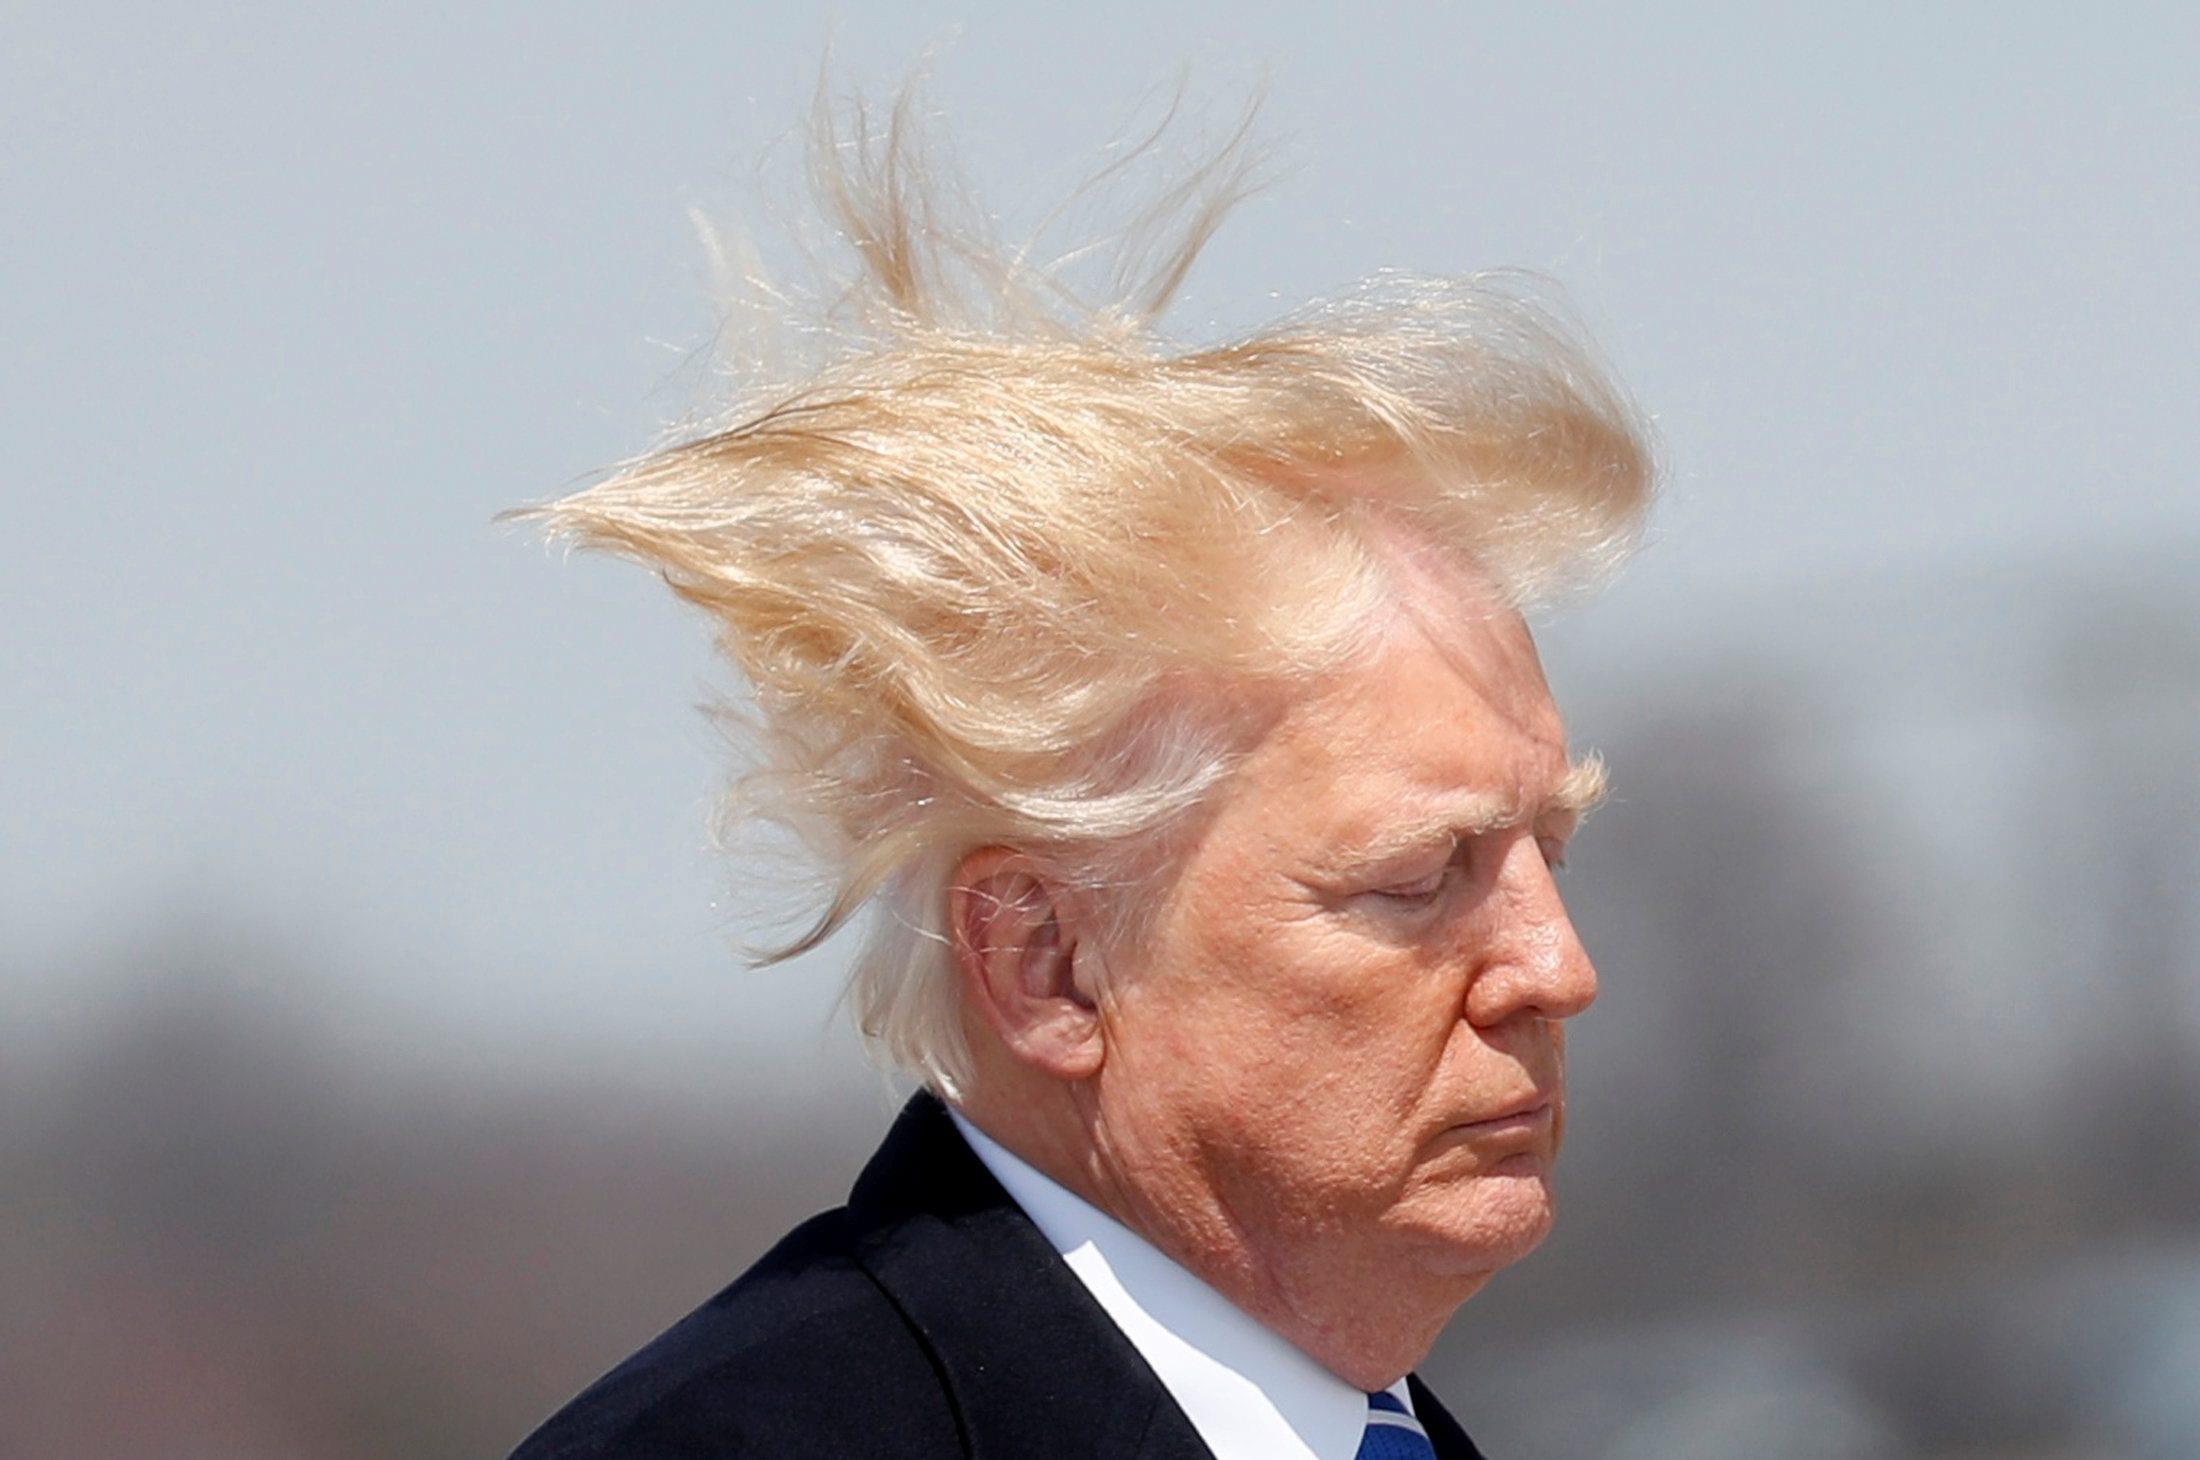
[5,5,2197,1457]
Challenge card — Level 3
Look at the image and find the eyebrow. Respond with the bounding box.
[1324,754,1610,876]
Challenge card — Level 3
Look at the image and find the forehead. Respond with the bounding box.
[1228,599,1569,836]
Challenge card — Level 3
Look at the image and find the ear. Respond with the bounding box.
[948,846,1105,1081]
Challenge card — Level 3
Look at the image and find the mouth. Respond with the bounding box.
[1448,1097,1553,1137]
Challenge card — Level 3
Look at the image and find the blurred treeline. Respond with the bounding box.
[5,554,2195,1459]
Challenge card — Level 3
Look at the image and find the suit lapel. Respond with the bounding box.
[1406,1372,1488,1460]
[846,1091,1213,1460]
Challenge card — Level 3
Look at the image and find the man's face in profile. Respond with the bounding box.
[1089,581,1603,1309]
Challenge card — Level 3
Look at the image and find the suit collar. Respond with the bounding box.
[847,1089,1213,1460]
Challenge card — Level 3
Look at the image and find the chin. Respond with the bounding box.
[1404,1168,1558,1277]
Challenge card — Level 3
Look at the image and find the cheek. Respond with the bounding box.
[1121,906,1333,1095]
[1174,880,1385,1036]
[1160,902,1461,1143]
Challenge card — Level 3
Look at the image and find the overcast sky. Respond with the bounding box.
[6,5,2195,1095]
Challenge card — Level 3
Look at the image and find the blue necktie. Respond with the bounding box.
[1356,1389,1438,1459]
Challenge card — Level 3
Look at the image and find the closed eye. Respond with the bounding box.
[1371,866,1451,904]
[1362,841,1472,908]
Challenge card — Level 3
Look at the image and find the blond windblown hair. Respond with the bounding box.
[503,80,1654,1097]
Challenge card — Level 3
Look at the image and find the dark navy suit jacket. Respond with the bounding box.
[509,1089,1487,1459]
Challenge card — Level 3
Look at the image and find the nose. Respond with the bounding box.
[1461,836,1599,1027]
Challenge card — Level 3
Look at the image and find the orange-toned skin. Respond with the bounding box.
[952,585,1598,1393]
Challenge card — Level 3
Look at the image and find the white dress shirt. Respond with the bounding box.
[947,1107,1419,1460]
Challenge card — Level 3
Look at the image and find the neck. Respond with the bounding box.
[954,1055,1483,1392]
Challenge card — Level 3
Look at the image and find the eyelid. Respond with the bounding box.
[1379,867,1450,899]
[1361,840,1466,904]
[1349,832,1455,882]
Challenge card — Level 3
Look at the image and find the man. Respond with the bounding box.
[506,82,1651,1460]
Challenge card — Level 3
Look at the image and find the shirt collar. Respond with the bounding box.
[946,1106,1414,1460]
